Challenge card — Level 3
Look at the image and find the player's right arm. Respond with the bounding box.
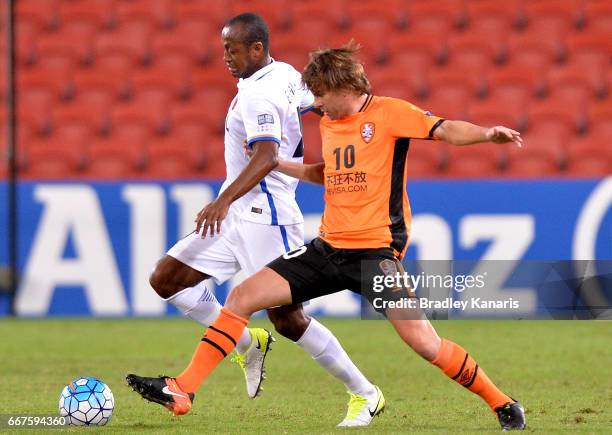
[276,160,325,185]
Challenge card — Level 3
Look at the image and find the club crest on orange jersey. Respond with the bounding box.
[360,122,375,143]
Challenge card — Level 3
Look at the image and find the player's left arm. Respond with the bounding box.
[433,120,523,147]
[195,140,279,238]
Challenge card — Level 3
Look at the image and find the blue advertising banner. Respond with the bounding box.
[1,178,610,317]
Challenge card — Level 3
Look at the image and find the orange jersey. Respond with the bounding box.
[318,95,444,258]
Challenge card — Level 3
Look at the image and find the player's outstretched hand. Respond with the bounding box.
[195,198,231,238]
[486,126,523,147]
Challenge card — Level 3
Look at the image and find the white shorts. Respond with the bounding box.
[167,213,304,284]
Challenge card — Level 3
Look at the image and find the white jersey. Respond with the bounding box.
[221,60,315,226]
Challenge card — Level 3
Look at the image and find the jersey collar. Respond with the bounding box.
[238,58,276,89]
[358,94,374,113]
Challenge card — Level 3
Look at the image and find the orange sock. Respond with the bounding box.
[431,338,512,411]
[176,308,248,393]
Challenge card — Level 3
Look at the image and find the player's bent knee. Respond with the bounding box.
[149,268,175,299]
[267,306,310,341]
[224,284,255,317]
[269,315,304,341]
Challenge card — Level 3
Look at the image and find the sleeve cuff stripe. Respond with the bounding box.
[247,136,281,145]
[428,119,446,139]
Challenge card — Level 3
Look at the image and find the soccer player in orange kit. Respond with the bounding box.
[127,43,526,431]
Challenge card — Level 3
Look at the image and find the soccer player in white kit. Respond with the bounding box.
[131,13,382,427]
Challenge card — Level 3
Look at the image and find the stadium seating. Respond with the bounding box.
[566,135,612,177]
[144,137,207,178]
[406,140,446,178]
[86,137,146,179]
[444,143,505,178]
[21,138,86,179]
[58,0,118,30]
[5,0,610,179]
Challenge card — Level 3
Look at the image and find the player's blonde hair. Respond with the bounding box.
[302,41,371,97]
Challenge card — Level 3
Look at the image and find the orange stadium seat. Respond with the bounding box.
[384,49,435,84]
[174,0,232,30]
[388,33,447,72]
[16,0,60,31]
[18,66,73,101]
[21,139,86,179]
[131,68,190,101]
[503,38,558,72]
[16,16,38,65]
[467,0,525,16]
[566,135,612,177]
[59,0,118,30]
[111,96,170,137]
[343,2,407,63]
[73,69,129,103]
[486,86,531,117]
[51,128,90,159]
[468,100,525,131]
[523,1,581,33]
[94,18,153,66]
[36,19,99,64]
[587,102,612,137]
[368,70,421,101]
[111,115,152,147]
[347,0,406,28]
[231,0,292,31]
[546,65,606,107]
[85,138,146,178]
[444,144,505,178]
[428,69,486,99]
[406,15,454,40]
[170,104,215,136]
[155,54,196,98]
[420,91,469,121]
[170,114,212,152]
[117,0,175,30]
[509,32,565,67]
[189,80,237,133]
[152,24,214,65]
[33,46,81,96]
[465,2,518,35]
[53,103,109,138]
[19,87,54,135]
[520,129,568,165]
[524,115,574,146]
[406,140,446,178]
[201,162,227,180]
[288,10,345,49]
[93,46,140,84]
[504,152,561,177]
[334,23,387,66]
[583,1,612,33]
[447,33,504,74]
[527,99,586,134]
[408,1,467,33]
[144,138,207,178]
[488,66,546,100]
[271,36,313,70]
[565,32,612,73]
[290,2,347,32]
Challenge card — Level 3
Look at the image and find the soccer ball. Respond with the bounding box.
[58,377,114,426]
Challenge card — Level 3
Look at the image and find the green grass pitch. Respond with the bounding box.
[0,318,610,433]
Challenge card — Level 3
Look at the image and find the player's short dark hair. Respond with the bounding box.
[302,40,371,97]
[225,13,270,53]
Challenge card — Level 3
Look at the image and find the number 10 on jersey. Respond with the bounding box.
[333,145,356,170]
